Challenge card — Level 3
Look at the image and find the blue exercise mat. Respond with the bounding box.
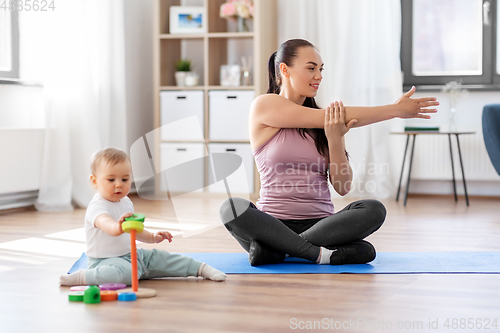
[68,252,500,274]
[68,252,89,273]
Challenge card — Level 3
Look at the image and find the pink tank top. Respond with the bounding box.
[253,128,334,220]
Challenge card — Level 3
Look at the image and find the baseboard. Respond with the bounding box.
[0,180,154,212]
[408,179,500,197]
[0,190,38,211]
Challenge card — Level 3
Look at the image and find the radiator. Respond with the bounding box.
[408,132,498,181]
[0,129,45,209]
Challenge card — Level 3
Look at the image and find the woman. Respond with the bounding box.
[219,39,439,266]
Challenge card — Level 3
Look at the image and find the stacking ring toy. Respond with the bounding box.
[125,213,146,221]
[70,286,88,292]
[100,290,118,301]
[99,283,127,291]
[118,292,137,302]
[68,291,85,302]
[122,221,144,233]
[83,285,101,304]
[121,213,156,298]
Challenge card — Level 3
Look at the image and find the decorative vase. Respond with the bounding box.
[237,17,248,32]
[184,72,199,87]
[449,107,457,132]
[175,72,188,86]
[442,81,468,132]
[242,70,250,85]
[448,96,458,132]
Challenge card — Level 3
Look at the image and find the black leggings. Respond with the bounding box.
[219,198,386,262]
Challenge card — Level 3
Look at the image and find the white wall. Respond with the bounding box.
[0,129,44,195]
[8,0,155,144]
[0,85,44,129]
[405,90,500,196]
[406,91,500,132]
[2,1,498,198]
[0,85,45,198]
[0,1,155,198]
[0,11,46,200]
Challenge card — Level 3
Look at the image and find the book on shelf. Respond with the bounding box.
[404,126,440,132]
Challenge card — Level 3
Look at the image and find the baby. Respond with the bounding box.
[60,148,225,286]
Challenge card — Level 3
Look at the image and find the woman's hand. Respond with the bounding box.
[395,86,439,119]
[324,101,354,196]
[324,101,358,140]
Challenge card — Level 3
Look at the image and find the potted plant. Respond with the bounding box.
[175,59,192,87]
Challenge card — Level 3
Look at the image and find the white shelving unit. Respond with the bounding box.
[153,0,277,196]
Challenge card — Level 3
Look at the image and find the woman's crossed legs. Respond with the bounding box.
[219,197,386,264]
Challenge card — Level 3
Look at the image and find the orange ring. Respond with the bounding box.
[100,290,118,301]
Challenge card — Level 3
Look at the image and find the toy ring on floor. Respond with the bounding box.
[68,291,85,302]
[117,292,137,302]
[99,283,127,291]
[70,286,88,292]
[100,290,118,301]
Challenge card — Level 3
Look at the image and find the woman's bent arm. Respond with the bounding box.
[324,102,354,196]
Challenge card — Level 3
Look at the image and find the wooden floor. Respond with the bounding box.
[1,194,500,333]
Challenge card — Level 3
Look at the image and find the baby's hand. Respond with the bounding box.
[152,230,173,244]
[117,212,134,232]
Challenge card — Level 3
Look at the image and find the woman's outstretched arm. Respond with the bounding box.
[347,86,439,127]
[250,86,439,129]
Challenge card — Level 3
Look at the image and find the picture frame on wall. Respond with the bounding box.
[169,6,206,34]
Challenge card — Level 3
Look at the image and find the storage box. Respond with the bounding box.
[160,90,204,141]
[160,143,206,193]
[207,143,254,193]
[208,90,254,141]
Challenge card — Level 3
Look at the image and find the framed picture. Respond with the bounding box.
[170,6,206,34]
[220,65,241,87]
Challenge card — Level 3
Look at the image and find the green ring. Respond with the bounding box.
[122,221,144,233]
[68,291,84,302]
[125,213,145,222]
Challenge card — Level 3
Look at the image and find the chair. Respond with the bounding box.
[482,104,500,175]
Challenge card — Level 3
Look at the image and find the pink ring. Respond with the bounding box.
[99,283,127,291]
[70,286,88,291]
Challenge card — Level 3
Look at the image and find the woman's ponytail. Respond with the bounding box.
[267,51,280,94]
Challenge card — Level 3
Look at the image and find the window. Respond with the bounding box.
[401,0,500,87]
[0,9,19,79]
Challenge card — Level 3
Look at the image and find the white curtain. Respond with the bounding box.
[34,0,127,211]
[278,0,404,199]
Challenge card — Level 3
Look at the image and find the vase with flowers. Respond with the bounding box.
[220,0,254,32]
[441,80,468,131]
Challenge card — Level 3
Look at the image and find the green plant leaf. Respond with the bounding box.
[175,59,192,72]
